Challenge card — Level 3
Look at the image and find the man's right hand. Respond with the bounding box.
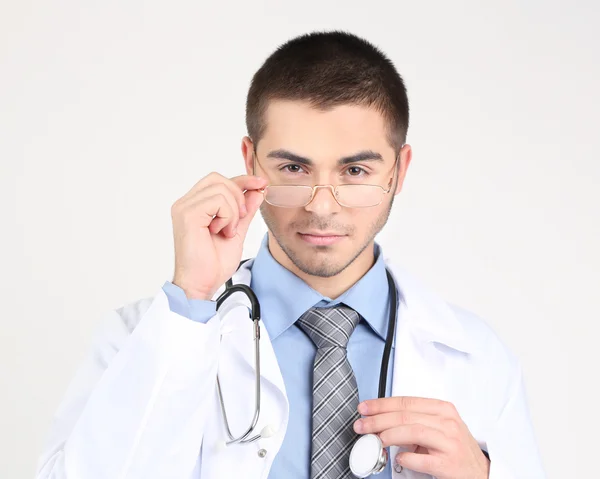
[170,173,268,300]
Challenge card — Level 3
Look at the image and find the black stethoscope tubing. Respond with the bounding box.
[218,259,397,399]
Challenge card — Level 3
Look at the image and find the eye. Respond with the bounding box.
[346,166,368,177]
[280,164,306,174]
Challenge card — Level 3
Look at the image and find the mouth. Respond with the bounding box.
[298,232,346,246]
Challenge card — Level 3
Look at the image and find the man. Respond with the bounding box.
[37,31,545,479]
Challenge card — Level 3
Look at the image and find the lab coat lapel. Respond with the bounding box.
[214,259,473,419]
[387,261,473,395]
[386,261,474,479]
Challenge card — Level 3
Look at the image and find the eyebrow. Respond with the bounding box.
[265,149,384,166]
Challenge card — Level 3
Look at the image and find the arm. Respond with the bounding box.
[37,171,266,479]
[36,289,220,479]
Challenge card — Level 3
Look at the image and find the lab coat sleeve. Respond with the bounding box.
[485,362,546,479]
[35,289,221,479]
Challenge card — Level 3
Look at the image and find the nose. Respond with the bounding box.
[304,185,342,214]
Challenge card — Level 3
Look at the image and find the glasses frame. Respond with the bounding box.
[251,145,403,209]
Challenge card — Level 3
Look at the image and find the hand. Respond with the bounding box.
[353,397,490,479]
[171,173,267,300]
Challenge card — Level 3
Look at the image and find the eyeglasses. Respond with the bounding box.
[261,184,391,208]
[253,147,401,208]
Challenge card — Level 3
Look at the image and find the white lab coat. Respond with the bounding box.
[36,258,545,479]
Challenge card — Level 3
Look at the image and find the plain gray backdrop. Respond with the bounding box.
[1,1,599,478]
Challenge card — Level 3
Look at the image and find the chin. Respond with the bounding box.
[287,245,350,278]
[296,260,344,278]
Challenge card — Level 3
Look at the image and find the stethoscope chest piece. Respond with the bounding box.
[349,433,388,477]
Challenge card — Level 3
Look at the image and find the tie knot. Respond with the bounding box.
[297,304,360,349]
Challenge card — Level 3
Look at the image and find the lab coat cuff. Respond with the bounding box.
[162,281,217,323]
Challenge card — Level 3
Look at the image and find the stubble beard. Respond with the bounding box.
[260,196,394,278]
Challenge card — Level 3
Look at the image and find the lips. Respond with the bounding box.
[301,231,343,237]
[298,232,346,246]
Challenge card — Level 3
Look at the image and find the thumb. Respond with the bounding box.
[237,189,264,237]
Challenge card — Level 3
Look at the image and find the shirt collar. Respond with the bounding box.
[250,234,390,341]
[330,244,390,340]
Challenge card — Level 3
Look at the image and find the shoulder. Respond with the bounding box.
[446,301,522,409]
[448,302,518,366]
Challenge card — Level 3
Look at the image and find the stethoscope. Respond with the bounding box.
[215,260,401,477]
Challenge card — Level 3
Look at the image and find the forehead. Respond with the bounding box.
[259,100,394,160]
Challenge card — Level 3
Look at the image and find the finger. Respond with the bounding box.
[211,187,240,237]
[395,451,444,477]
[185,183,240,237]
[230,174,268,192]
[208,216,234,237]
[206,195,235,236]
[379,423,448,451]
[182,176,244,220]
[354,411,445,435]
[358,397,456,418]
[236,189,265,237]
[230,175,268,215]
[181,172,228,200]
[218,175,265,218]
[187,193,235,236]
[182,173,264,217]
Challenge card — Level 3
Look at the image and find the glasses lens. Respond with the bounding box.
[336,185,385,207]
[264,185,313,207]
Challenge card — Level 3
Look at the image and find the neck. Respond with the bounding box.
[267,234,377,299]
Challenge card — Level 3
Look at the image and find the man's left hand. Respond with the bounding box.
[354,397,490,479]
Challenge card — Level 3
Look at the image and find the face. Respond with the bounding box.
[243,100,411,278]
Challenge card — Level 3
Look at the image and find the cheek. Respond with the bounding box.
[348,203,391,237]
[261,204,297,229]
[349,207,381,228]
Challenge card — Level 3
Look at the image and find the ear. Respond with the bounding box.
[394,144,412,195]
[241,136,255,175]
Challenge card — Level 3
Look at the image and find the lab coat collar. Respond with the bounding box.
[223,256,476,356]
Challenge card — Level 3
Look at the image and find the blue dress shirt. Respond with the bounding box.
[163,234,394,478]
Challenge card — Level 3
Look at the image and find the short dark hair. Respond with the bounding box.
[246,31,409,152]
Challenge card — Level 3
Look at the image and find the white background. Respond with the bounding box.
[1,1,599,477]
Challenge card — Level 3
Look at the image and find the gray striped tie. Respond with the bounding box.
[297,305,361,479]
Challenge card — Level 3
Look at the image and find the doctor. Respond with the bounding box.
[36,31,545,479]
